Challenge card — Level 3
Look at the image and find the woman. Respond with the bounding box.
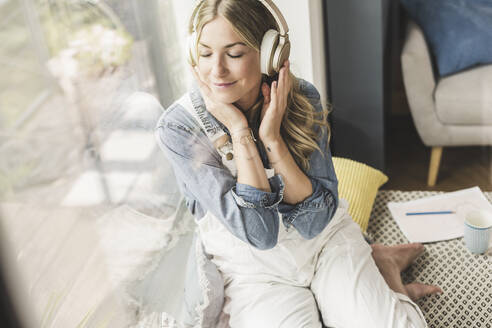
[155,0,442,326]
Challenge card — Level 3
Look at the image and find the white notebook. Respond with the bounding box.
[387,186,492,243]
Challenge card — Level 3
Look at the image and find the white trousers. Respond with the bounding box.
[197,199,427,328]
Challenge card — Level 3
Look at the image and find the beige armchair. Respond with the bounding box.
[401,20,492,186]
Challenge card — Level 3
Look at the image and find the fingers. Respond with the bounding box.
[285,60,292,93]
[283,60,291,98]
[277,59,290,98]
[189,65,201,84]
[189,65,212,98]
[262,82,270,103]
[270,80,278,106]
[277,60,289,108]
[260,82,270,120]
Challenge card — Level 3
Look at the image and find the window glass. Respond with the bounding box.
[0,0,196,326]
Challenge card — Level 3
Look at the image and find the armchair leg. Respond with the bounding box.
[428,147,443,187]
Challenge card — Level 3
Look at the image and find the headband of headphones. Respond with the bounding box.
[258,0,289,36]
[190,0,289,40]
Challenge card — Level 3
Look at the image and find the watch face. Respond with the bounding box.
[218,141,233,157]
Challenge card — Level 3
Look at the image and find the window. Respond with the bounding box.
[0,1,195,326]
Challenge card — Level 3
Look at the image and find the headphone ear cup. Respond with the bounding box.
[272,36,290,73]
[260,29,279,76]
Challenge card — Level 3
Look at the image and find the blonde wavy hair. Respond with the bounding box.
[188,0,332,172]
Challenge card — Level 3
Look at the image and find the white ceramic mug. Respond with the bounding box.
[464,210,492,254]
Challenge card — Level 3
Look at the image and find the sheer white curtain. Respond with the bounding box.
[0,1,199,327]
[0,0,196,208]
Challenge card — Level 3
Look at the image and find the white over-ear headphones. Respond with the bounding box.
[188,0,290,77]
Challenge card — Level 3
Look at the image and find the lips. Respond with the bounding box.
[214,81,237,87]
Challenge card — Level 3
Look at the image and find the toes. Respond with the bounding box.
[405,283,443,301]
[411,243,425,253]
[429,285,443,295]
[402,242,425,252]
[421,284,443,298]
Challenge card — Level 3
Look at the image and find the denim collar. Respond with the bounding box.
[189,82,226,136]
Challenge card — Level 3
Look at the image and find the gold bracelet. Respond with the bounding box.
[231,128,257,145]
[269,148,290,165]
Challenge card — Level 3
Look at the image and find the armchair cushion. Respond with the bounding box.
[435,64,492,125]
[400,0,492,76]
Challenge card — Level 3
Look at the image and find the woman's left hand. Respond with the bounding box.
[259,60,292,143]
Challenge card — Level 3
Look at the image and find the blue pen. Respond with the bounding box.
[405,211,454,216]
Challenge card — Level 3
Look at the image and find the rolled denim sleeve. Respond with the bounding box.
[233,174,285,208]
[155,107,280,250]
[278,80,339,239]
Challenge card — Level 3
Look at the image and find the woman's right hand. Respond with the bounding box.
[190,66,248,132]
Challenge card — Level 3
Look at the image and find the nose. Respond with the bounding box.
[211,54,228,78]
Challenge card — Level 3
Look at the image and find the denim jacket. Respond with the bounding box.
[155,78,339,250]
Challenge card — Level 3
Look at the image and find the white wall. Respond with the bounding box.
[276,0,328,106]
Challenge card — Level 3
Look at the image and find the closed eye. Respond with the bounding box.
[199,53,243,58]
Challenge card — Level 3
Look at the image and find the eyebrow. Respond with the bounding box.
[198,41,247,49]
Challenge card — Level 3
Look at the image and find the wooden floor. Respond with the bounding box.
[382,114,492,192]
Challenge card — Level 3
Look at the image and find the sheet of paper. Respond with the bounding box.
[387,186,492,243]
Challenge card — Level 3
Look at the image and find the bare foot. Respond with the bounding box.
[405,283,443,301]
[371,243,425,272]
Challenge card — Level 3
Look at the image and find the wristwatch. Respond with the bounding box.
[217,140,234,160]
